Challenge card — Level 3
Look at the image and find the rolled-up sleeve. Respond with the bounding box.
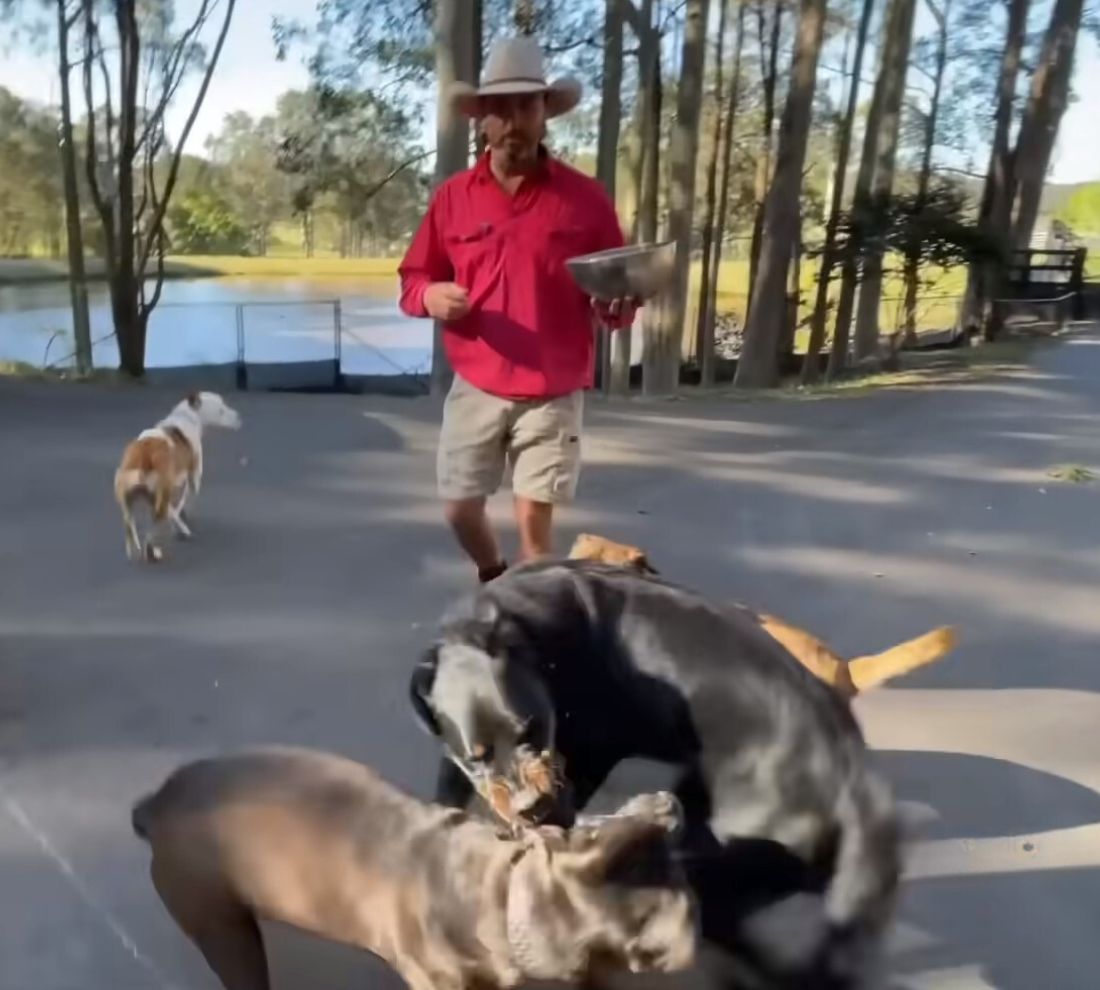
[399,190,452,318]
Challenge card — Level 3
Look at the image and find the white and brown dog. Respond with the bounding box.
[113,391,241,562]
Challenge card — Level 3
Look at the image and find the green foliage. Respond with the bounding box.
[0,86,63,256]
[205,112,289,255]
[167,190,251,255]
[1055,182,1100,234]
[275,0,605,118]
[273,87,428,250]
[829,181,999,273]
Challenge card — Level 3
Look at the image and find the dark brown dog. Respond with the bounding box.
[569,533,955,701]
[132,746,696,990]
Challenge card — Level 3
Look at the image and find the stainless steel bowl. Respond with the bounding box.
[565,241,676,302]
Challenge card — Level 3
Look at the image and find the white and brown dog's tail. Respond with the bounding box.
[846,626,956,693]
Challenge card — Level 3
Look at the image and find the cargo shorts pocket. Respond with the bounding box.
[437,376,511,500]
[508,391,584,504]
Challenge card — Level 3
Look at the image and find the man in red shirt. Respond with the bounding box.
[399,37,635,583]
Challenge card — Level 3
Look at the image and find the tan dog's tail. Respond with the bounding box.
[846,626,956,692]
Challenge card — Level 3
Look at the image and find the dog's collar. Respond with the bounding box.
[504,842,547,981]
[503,836,585,981]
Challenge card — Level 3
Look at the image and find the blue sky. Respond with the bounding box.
[2,0,1099,185]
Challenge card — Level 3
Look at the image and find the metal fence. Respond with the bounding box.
[5,297,434,395]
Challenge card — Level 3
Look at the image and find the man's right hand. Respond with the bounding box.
[424,282,471,321]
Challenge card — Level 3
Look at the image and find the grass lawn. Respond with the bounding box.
[0,255,400,285]
[1,250,968,337]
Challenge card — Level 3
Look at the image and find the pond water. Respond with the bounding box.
[0,276,432,377]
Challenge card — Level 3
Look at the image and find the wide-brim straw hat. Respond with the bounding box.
[449,36,582,119]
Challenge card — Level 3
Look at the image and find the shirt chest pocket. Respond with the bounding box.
[540,224,592,276]
[445,226,501,283]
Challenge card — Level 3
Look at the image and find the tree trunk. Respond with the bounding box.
[826,0,895,378]
[901,0,949,346]
[597,0,625,394]
[431,0,476,395]
[643,0,710,396]
[734,0,827,388]
[1010,0,1084,249]
[747,0,783,306]
[56,0,93,374]
[961,0,1030,334]
[615,0,658,394]
[776,234,801,363]
[694,0,730,375]
[110,276,145,377]
[802,0,875,384]
[702,1,746,386]
[301,209,315,257]
[108,0,142,376]
[851,0,917,362]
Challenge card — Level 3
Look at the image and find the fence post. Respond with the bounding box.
[1072,248,1086,320]
[235,304,247,391]
[333,299,343,391]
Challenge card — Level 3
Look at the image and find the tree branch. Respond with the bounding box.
[138,0,237,294]
[136,0,216,152]
[617,0,646,39]
[79,0,115,273]
[146,227,168,314]
[92,21,117,179]
[361,148,434,202]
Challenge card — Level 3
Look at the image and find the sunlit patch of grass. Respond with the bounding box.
[164,255,400,279]
[1047,464,1096,483]
[0,360,124,384]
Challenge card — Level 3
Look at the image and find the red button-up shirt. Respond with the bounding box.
[399,152,630,399]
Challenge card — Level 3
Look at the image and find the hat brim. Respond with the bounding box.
[449,76,582,119]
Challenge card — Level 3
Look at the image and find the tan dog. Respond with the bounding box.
[132,747,696,990]
[114,391,241,562]
[569,533,955,700]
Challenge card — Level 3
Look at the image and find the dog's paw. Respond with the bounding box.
[613,791,684,833]
[144,543,165,563]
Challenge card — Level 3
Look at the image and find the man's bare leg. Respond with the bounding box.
[445,497,507,580]
[514,496,554,561]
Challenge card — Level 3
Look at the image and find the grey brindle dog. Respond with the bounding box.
[132,746,697,990]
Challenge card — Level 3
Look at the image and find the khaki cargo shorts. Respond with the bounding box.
[438,375,584,504]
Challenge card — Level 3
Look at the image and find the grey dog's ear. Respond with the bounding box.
[567,793,684,881]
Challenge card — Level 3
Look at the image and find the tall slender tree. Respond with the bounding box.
[827,0,895,378]
[695,0,731,373]
[643,0,711,395]
[734,0,827,387]
[76,0,237,376]
[802,0,875,384]
[747,0,783,305]
[596,0,625,393]
[960,0,1029,335]
[701,0,746,386]
[900,0,950,346]
[430,0,477,394]
[850,0,917,361]
[1010,0,1084,249]
[56,0,92,373]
